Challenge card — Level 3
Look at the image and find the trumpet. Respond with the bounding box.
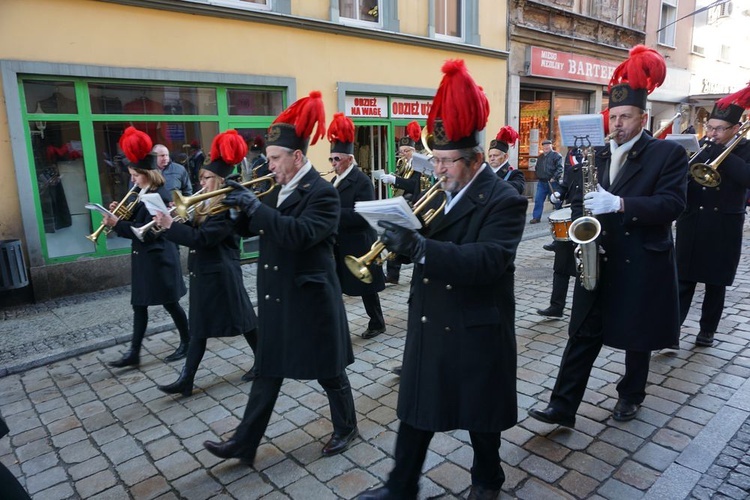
[172,174,276,220]
[130,188,204,242]
[690,121,750,187]
[345,176,447,284]
[86,186,139,243]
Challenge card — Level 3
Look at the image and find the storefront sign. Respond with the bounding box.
[390,98,432,119]
[528,47,618,85]
[345,96,388,117]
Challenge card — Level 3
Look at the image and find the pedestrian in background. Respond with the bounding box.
[530,139,562,223]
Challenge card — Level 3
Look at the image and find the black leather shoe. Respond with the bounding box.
[385,276,399,285]
[468,485,501,500]
[529,218,541,224]
[536,307,563,319]
[695,331,714,347]
[108,349,140,368]
[164,342,189,362]
[391,365,402,376]
[612,399,639,422]
[157,367,195,397]
[203,439,254,462]
[543,242,555,251]
[322,428,358,456]
[362,327,386,339]
[527,406,575,427]
[241,366,258,382]
[356,486,397,500]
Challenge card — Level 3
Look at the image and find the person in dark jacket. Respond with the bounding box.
[528,46,687,427]
[358,60,527,500]
[676,87,750,347]
[202,92,358,464]
[487,125,525,195]
[153,130,259,396]
[104,127,189,368]
[328,113,387,339]
[0,413,32,500]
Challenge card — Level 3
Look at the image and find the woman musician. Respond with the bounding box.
[153,130,258,396]
[103,127,190,368]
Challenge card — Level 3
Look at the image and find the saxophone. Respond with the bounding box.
[567,144,602,291]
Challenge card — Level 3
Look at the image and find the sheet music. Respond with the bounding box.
[140,193,169,216]
[665,134,701,153]
[558,114,606,147]
[355,196,423,233]
[410,153,435,176]
[85,203,115,218]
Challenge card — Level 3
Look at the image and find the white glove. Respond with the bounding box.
[550,192,561,204]
[584,184,621,215]
[381,174,396,185]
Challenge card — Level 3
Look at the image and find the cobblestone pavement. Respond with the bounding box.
[1,209,750,499]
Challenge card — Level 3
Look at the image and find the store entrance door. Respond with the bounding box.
[352,122,390,199]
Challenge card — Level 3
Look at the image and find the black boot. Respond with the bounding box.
[157,366,196,397]
[109,348,140,368]
[164,341,189,362]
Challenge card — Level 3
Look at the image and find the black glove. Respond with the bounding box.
[222,179,261,216]
[378,220,426,261]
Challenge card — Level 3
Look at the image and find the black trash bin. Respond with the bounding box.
[0,240,29,290]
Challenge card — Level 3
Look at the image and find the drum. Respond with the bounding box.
[548,207,572,241]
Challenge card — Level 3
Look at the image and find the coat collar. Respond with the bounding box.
[599,132,653,191]
[428,166,494,235]
[277,168,321,211]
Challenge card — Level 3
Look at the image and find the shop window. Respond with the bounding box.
[88,83,218,115]
[339,0,380,24]
[227,88,284,116]
[24,80,77,114]
[181,0,270,10]
[435,0,463,40]
[658,0,677,47]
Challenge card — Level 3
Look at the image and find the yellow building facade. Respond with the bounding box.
[0,0,508,301]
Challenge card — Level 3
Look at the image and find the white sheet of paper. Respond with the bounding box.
[665,134,701,153]
[372,169,385,180]
[411,153,434,176]
[355,196,423,233]
[558,114,606,147]
[85,203,115,218]
[140,193,169,216]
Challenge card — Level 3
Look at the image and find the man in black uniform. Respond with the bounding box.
[528,45,687,426]
[676,85,750,347]
[203,91,358,463]
[358,59,527,500]
[328,113,387,339]
[487,125,525,195]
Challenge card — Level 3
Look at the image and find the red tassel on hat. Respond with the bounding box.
[210,129,248,165]
[327,113,355,144]
[274,90,326,145]
[427,59,490,140]
[716,82,750,110]
[609,45,666,93]
[406,121,421,143]
[496,126,519,147]
[119,126,153,163]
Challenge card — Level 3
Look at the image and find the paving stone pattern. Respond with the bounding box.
[1,214,750,499]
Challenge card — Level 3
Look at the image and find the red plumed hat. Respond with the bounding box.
[712,82,750,124]
[608,45,666,110]
[205,130,248,178]
[119,126,156,170]
[328,113,355,155]
[398,121,422,148]
[268,91,326,154]
[489,126,519,153]
[427,59,489,150]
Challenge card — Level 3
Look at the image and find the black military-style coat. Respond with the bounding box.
[495,161,526,195]
[236,167,354,380]
[393,171,422,200]
[161,211,257,339]
[397,166,527,433]
[552,158,584,277]
[332,166,386,296]
[569,133,687,351]
[676,140,750,286]
[112,186,186,306]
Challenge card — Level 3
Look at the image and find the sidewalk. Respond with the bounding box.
[1,207,750,499]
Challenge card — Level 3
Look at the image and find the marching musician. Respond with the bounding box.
[380,121,423,285]
[528,46,687,426]
[328,113,387,340]
[358,60,527,500]
[487,125,525,195]
[152,130,259,397]
[202,92,358,463]
[676,85,750,347]
[103,127,190,368]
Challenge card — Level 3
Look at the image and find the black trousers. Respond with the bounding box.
[549,300,651,416]
[386,260,401,279]
[385,421,504,498]
[230,371,356,461]
[548,272,571,313]
[679,280,725,334]
[362,293,385,330]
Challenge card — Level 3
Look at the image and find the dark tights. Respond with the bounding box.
[184,330,257,374]
[130,302,189,353]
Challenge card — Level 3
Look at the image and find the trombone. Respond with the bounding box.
[172,174,276,219]
[345,176,447,284]
[690,121,750,187]
[86,186,139,244]
[130,188,204,242]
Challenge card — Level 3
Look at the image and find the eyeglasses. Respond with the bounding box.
[705,125,732,134]
[429,156,464,167]
[328,156,344,163]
